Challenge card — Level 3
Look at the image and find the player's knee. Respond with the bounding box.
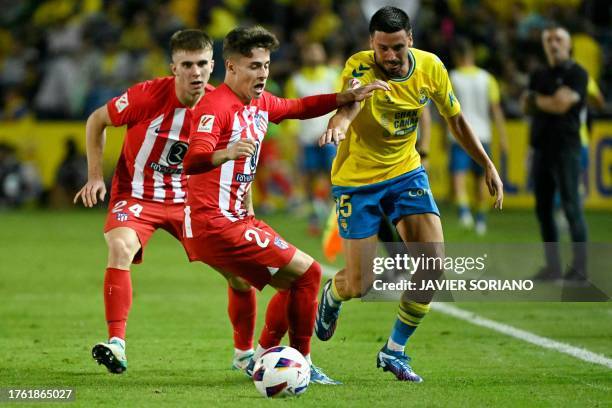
[106,237,137,264]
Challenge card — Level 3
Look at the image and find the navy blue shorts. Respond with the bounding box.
[332,167,440,239]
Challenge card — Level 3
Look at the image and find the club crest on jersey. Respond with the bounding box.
[274,236,289,250]
[116,212,129,222]
[253,113,268,132]
[115,92,129,113]
[418,88,429,105]
[197,114,215,133]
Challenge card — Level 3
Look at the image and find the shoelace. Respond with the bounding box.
[390,354,413,373]
[311,365,335,383]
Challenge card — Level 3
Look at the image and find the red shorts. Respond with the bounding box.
[183,215,297,290]
[104,197,184,263]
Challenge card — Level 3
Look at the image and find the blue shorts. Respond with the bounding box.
[302,144,336,172]
[449,142,490,176]
[332,167,440,239]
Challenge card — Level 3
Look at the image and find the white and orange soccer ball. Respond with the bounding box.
[252,346,310,398]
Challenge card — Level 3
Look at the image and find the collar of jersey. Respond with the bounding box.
[388,49,416,82]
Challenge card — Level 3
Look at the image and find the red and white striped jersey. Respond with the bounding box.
[185,83,338,228]
[107,76,214,204]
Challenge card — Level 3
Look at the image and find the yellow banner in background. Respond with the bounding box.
[0,120,124,189]
[0,119,611,210]
[425,121,612,210]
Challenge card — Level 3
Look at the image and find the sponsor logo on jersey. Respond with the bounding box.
[235,173,256,183]
[167,141,188,165]
[149,162,182,174]
[274,236,289,250]
[351,64,370,78]
[116,212,129,222]
[115,92,129,113]
[249,141,260,172]
[197,114,215,132]
[408,188,431,197]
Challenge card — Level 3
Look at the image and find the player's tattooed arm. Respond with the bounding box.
[74,105,114,207]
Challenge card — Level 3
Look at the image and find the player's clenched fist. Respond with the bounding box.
[227,138,257,160]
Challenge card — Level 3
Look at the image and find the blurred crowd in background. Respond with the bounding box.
[0,0,610,120]
[0,0,611,215]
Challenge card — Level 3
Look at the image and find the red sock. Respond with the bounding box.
[227,286,256,350]
[104,267,132,340]
[288,262,322,356]
[259,290,289,349]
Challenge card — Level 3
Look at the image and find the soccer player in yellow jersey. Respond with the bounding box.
[315,6,503,382]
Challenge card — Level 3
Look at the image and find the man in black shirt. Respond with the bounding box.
[522,24,588,283]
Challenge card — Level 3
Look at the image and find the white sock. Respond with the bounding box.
[109,337,125,349]
[253,344,267,361]
[386,337,405,353]
[304,354,312,365]
[234,348,254,356]
[326,290,342,308]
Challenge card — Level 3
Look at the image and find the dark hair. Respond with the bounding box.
[369,6,411,34]
[452,37,474,58]
[169,29,213,55]
[223,26,279,59]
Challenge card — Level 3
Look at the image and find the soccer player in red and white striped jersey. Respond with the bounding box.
[182,26,389,384]
[73,30,257,374]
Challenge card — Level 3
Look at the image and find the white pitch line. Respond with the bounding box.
[320,265,612,369]
[431,303,612,369]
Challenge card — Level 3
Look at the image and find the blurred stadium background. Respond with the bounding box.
[0,0,611,211]
[0,1,610,405]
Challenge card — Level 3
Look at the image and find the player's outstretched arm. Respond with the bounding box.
[73,105,113,207]
[319,79,389,146]
[446,112,504,209]
[271,80,389,125]
[336,79,390,105]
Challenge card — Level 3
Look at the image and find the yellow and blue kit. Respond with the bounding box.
[332,48,461,239]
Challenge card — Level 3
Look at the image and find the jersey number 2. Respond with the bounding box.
[244,229,270,248]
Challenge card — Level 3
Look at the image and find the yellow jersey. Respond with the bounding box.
[332,48,461,187]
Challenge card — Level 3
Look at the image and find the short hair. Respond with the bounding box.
[223,26,279,59]
[452,37,474,58]
[369,6,412,34]
[543,22,567,33]
[169,29,213,55]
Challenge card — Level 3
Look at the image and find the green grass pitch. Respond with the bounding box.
[0,207,610,407]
